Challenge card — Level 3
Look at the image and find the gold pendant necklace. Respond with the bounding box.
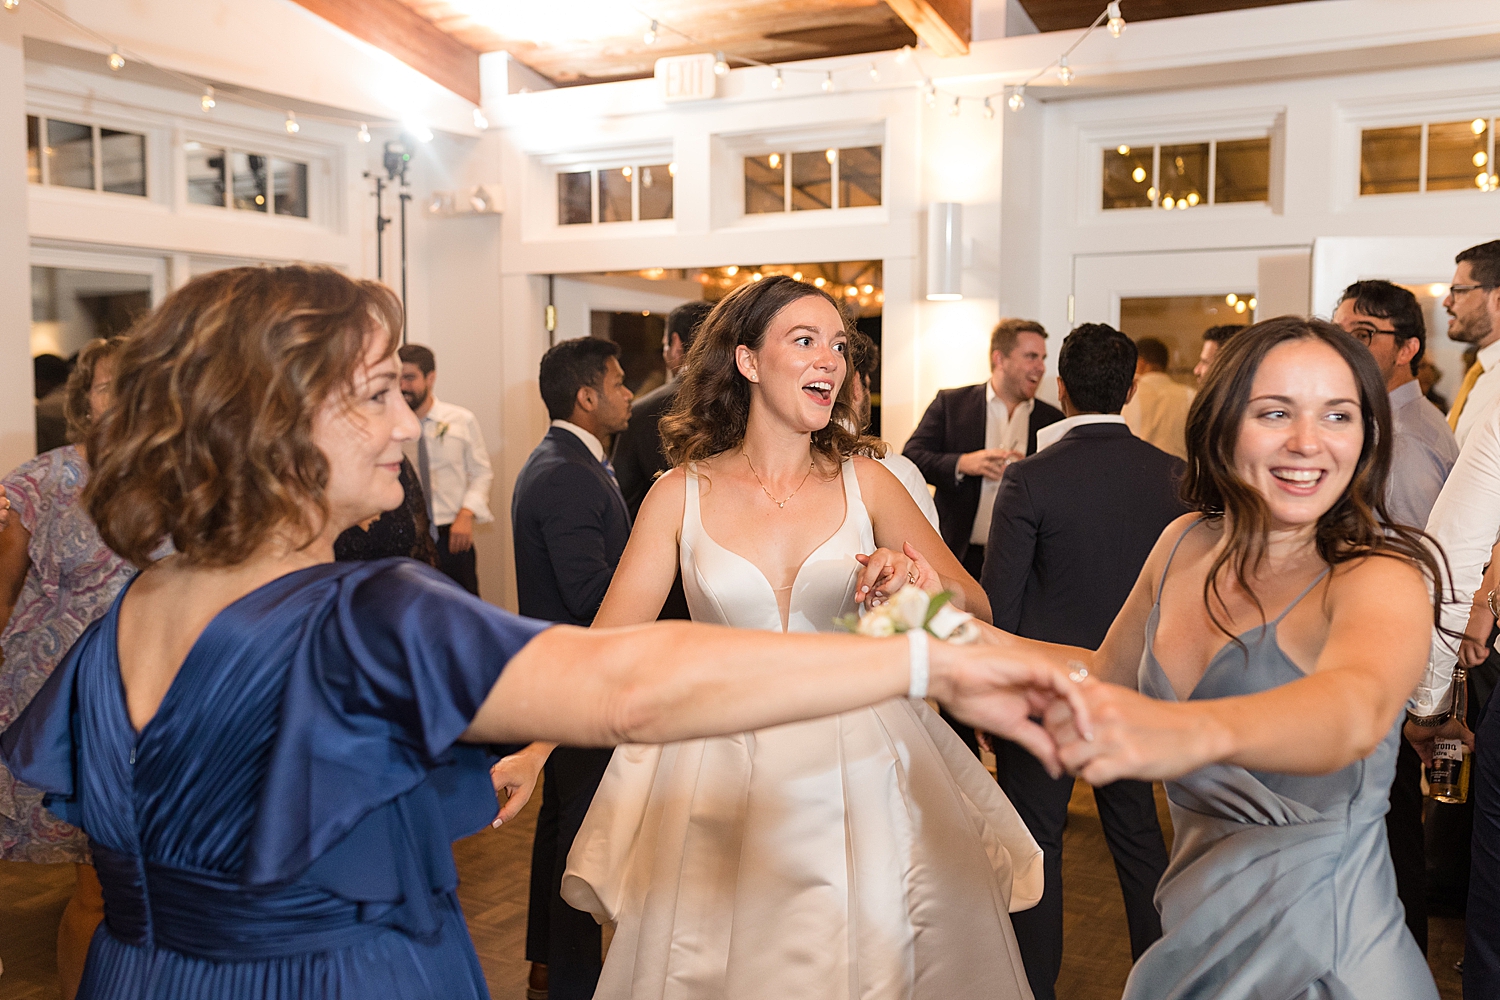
[745,454,815,509]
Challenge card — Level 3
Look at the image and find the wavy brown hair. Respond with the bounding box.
[84,265,403,567]
[64,336,129,445]
[660,275,876,467]
[1183,315,1448,639]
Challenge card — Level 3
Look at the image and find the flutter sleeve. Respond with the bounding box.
[244,559,551,937]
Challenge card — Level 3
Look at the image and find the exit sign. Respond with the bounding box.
[655,54,718,103]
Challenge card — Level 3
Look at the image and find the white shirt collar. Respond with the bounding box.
[551,419,606,462]
[1035,413,1129,453]
[985,380,1035,418]
[1479,339,1500,373]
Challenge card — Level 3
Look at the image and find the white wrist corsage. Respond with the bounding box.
[837,586,980,645]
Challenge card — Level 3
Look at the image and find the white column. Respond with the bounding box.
[0,12,34,468]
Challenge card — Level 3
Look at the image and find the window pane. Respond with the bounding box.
[558,170,592,225]
[1360,126,1421,195]
[46,119,94,190]
[1102,145,1153,209]
[638,163,673,220]
[185,144,226,207]
[1159,143,1208,209]
[100,129,146,196]
[791,149,833,211]
[744,154,784,214]
[600,166,633,222]
[26,115,41,184]
[230,152,268,212]
[1214,137,1270,203]
[1427,120,1489,192]
[272,158,308,217]
[838,145,882,207]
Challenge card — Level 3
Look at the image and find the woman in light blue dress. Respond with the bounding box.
[957,317,1445,998]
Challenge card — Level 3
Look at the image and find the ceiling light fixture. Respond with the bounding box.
[3,1,19,11]
[822,71,834,93]
[983,97,994,120]
[924,79,937,107]
[1008,87,1025,112]
[285,111,299,134]
[358,123,372,143]
[949,96,961,117]
[200,86,215,112]
[771,68,783,90]
[895,45,912,65]
[1107,1,1126,37]
[1057,56,1073,85]
[107,47,125,71]
[869,62,879,82]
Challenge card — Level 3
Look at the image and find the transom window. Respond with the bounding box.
[26,115,146,197]
[1102,137,1270,211]
[1360,118,1498,195]
[744,145,882,215]
[558,163,675,225]
[185,142,308,218]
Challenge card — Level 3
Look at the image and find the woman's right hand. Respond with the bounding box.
[1042,678,1226,785]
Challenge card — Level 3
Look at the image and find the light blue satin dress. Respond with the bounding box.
[1128,522,1438,999]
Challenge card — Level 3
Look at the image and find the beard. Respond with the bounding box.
[1451,310,1494,345]
[402,387,428,410]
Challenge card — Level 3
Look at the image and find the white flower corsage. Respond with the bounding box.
[836,587,981,645]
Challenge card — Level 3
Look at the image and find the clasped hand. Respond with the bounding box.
[1036,676,1214,786]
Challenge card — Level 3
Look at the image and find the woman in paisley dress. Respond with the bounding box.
[0,337,134,998]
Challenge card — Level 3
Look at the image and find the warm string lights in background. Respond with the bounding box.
[633,1,1130,119]
[628,263,885,315]
[10,0,448,146]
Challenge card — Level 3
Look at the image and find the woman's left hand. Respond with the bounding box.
[854,546,916,607]
[1042,677,1224,785]
[490,746,546,827]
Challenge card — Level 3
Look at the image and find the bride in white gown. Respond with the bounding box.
[560,275,1043,1000]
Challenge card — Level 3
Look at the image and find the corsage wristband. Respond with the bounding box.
[907,628,930,700]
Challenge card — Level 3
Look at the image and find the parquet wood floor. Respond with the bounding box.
[0,780,1465,999]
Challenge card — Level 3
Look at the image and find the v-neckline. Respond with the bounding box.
[695,466,855,634]
[112,563,329,739]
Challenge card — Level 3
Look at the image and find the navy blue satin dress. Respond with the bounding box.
[1,559,548,999]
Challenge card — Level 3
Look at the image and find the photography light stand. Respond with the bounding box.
[364,139,414,343]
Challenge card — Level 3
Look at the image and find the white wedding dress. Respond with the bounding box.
[563,459,1041,1000]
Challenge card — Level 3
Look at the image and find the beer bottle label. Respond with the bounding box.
[1434,738,1465,762]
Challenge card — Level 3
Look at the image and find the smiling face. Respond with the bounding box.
[992,332,1047,404]
[1233,338,1365,531]
[1445,261,1499,348]
[736,295,848,434]
[312,334,421,535]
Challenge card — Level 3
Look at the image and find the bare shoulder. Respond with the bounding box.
[636,467,688,533]
[1329,551,1429,601]
[851,454,906,506]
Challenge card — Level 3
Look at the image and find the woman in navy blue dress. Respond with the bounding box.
[0,265,1088,1000]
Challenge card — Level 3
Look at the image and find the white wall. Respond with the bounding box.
[0,12,33,471]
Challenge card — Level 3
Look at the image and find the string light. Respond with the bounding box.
[924,79,937,107]
[1107,1,1126,37]
[1058,56,1074,85]
[868,62,879,82]
[771,69,783,90]
[643,19,658,45]
[472,107,489,130]
[3,1,19,11]
[713,52,730,77]
[983,97,994,119]
[895,45,912,65]
[200,86,215,112]
[284,111,299,134]
[107,47,124,71]
[948,96,960,117]
[358,123,372,143]
[822,71,834,92]
[1008,88,1025,112]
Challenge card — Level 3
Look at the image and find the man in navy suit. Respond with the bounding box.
[512,336,633,1000]
[981,323,1182,1000]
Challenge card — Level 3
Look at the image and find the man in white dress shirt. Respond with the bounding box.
[1442,241,1500,448]
[398,344,495,595]
[1121,336,1194,460]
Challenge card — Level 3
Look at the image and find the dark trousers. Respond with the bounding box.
[435,523,479,596]
[526,746,614,1000]
[995,737,1168,1000]
[1385,736,1428,953]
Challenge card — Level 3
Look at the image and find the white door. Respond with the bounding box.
[1071,246,1311,329]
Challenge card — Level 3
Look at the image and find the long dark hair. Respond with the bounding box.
[1183,315,1448,638]
[660,275,876,467]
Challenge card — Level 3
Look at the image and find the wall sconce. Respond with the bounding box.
[926,202,963,301]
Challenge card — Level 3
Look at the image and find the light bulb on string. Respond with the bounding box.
[949,96,960,117]
[869,62,879,82]
[1008,87,1025,111]
[643,19,658,45]
[108,47,125,71]
[1057,56,1073,85]
[358,123,371,143]
[983,97,994,119]
[895,45,912,65]
[924,79,936,107]
[200,87,215,112]
[822,71,834,93]
[473,107,489,130]
[2,1,18,12]
[771,69,784,90]
[1107,1,1126,37]
[284,111,299,134]
[714,52,730,77]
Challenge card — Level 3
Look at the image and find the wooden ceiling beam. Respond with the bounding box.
[288,0,481,105]
[884,0,971,57]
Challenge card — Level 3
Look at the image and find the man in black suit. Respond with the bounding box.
[903,318,1064,582]
[512,337,634,1000]
[610,300,713,621]
[981,323,1182,1000]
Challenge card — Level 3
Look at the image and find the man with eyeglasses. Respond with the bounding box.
[1331,279,1458,958]
[1442,240,1500,448]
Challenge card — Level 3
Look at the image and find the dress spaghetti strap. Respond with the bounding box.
[1155,517,1206,605]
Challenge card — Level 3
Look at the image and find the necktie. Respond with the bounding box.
[416,428,439,541]
[1449,361,1484,431]
[602,457,620,485]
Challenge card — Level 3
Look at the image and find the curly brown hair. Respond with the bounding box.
[84,265,403,567]
[64,336,129,446]
[660,276,877,468]
[1183,315,1448,640]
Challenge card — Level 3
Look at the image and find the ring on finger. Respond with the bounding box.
[1067,664,1089,684]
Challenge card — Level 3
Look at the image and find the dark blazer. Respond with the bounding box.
[903,383,1064,562]
[611,379,677,519]
[511,427,631,626]
[981,421,1187,647]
